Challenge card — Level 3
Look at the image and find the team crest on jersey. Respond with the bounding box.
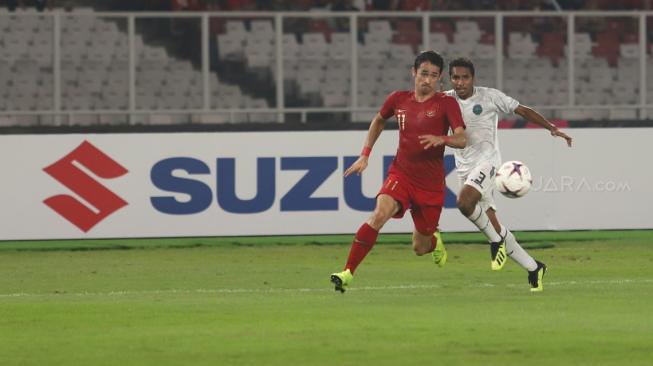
[473,104,483,115]
[426,105,439,118]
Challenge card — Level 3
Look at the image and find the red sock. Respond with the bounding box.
[345,223,379,274]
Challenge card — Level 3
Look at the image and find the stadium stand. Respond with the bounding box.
[0,1,652,127]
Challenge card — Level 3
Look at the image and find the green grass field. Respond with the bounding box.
[1,231,652,366]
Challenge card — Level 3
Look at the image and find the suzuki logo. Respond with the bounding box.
[43,141,128,232]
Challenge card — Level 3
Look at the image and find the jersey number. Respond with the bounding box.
[397,112,406,130]
[472,172,486,188]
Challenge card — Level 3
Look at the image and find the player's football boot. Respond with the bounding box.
[528,260,547,292]
[330,269,353,293]
[431,231,447,268]
[490,239,507,271]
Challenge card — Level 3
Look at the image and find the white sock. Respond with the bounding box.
[467,205,502,243]
[503,226,538,271]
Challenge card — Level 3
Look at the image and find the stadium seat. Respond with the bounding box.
[245,34,274,70]
[564,33,593,59]
[429,32,449,55]
[301,32,328,60]
[455,20,481,42]
[7,90,36,111]
[367,20,392,38]
[447,42,475,59]
[358,42,388,60]
[95,20,119,36]
[474,42,496,60]
[508,32,536,59]
[250,20,274,39]
[78,74,105,94]
[619,43,639,59]
[28,45,53,67]
[282,34,300,61]
[298,74,321,94]
[576,85,607,105]
[328,32,350,60]
[136,90,159,110]
[388,44,415,60]
[611,84,638,105]
[160,88,188,110]
[2,33,29,61]
[217,33,244,61]
[616,58,639,83]
[7,14,38,34]
[225,19,246,35]
[141,46,168,64]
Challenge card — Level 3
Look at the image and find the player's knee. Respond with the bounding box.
[457,196,474,216]
[368,208,390,229]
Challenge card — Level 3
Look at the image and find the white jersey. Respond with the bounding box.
[444,86,519,178]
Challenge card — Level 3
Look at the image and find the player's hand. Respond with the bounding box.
[418,134,445,150]
[344,156,369,177]
[551,128,573,147]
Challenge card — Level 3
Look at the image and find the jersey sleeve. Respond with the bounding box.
[379,91,398,120]
[444,96,466,131]
[489,88,520,114]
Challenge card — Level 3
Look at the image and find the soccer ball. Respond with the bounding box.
[495,161,532,198]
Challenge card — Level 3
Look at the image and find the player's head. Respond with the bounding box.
[449,57,475,99]
[411,50,444,96]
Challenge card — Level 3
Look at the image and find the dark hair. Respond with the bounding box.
[413,50,444,73]
[449,57,475,77]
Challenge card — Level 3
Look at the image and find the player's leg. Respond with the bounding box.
[486,209,536,271]
[330,193,401,293]
[457,185,502,243]
[412,230,433,256]
[346,193,400,272]
[457,163,506,270]
[528,260,547,292]
[412,227,447,268]
[432,230,446,267]
[485,209,546,291]
[410,198,447,267]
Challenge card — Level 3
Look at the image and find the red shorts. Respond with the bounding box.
[378,172,444,236]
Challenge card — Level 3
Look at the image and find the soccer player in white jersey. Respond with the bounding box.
[445,57,573,292]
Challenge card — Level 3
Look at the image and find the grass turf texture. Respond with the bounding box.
[1,231,652,366]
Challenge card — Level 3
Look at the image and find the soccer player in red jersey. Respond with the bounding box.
[330,51,467,293]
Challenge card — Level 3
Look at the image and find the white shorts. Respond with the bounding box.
[458,161,497,212]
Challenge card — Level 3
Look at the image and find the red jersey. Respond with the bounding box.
[379,90,465,192]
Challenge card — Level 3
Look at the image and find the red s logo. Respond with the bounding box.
[43,141,128,232]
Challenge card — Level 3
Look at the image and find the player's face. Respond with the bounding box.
[450,66,474,99]
[412,62,442,96]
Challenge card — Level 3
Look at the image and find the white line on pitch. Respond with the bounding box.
[0,278,652,298]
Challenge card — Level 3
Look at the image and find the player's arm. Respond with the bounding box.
[344,113,386,177]
[419,95,467,149]
[514,104,573,147]
[446,126,466,148]
[418,126,466,150]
